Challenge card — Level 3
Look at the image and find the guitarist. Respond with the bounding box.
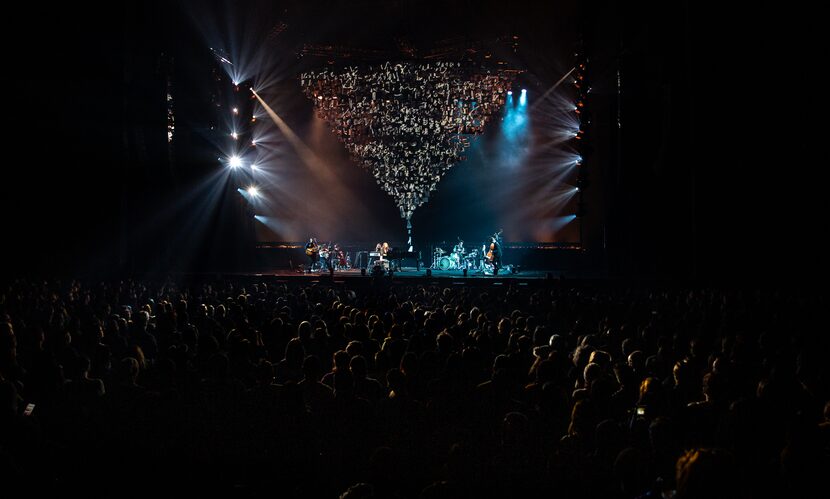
[305,237,319,273]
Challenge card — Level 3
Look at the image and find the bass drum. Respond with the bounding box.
[437,256,452,270]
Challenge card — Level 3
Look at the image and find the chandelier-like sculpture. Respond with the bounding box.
[300,61,515,221]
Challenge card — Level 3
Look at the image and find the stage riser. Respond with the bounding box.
[254,245,590,272]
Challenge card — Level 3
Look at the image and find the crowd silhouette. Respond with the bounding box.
[1,278,828,497]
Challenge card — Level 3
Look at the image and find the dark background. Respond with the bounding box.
[1,1,824,281]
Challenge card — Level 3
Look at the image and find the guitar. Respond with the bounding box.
[305,243,319,256]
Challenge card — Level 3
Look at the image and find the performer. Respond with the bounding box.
[333,243,346,270]
[373,242,390,271]
[486,233,502,275]
[305,237,319,273]
[325,242,337,272]
[452,239,465,268]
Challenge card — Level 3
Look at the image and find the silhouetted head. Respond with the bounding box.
[349,355,368,378]
[119,357,140,385]
[332,350,350,371]
[256,359,275,384]
[676,448,738,499]
[339,483,374,499]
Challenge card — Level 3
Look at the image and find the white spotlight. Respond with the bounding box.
[247,186,259,197]
[228,155,242,168]
[231,131,238,140]
[232,107,239,114]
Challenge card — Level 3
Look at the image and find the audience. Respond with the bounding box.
[0,278,827,497]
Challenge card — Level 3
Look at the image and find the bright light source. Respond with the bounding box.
[521,89,527,94]
[232,107,239,114]
[231,131,238,140]
[250,163,259,170]
[247,186,259,197]
[507,90,513,96]
[251,139,257,146]
[228,155,242,168]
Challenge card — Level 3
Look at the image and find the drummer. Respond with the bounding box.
[451,240,464,268]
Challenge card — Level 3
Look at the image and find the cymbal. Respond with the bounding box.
[434,248,446,255]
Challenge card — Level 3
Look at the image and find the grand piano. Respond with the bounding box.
[359,248,420,271]
[369,248,421,272]
[382,248,420,271]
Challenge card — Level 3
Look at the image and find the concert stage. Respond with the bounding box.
[253,244,595,284]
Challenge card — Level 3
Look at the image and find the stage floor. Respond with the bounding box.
[238,267,562,284]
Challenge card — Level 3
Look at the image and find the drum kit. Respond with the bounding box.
[431,240,480,270]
